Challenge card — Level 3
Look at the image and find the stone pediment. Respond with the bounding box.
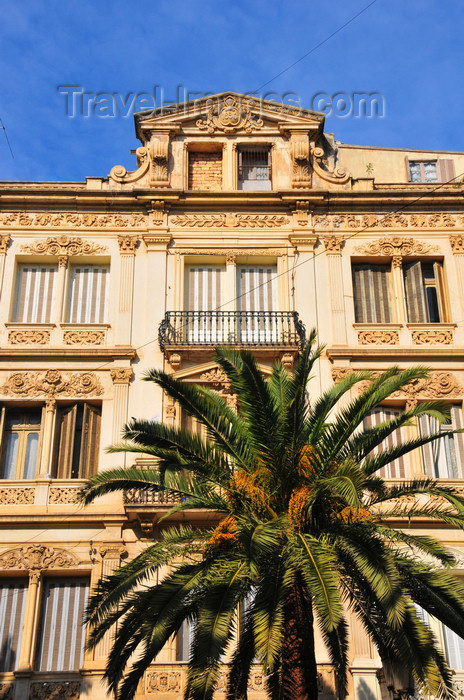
[134,91,325,143]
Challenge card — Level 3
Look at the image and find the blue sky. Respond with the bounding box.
[0,0,462,182]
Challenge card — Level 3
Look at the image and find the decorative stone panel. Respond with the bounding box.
[48,487,80,504]
[0,684,13,700]
[29,681,80,700]
[8,330,50,345]
[0,370,103,398]
[0,487,35,504]
[146,671,182,694]
[170,213,289,228]
[411,329,453,344]
[63,330,105,345]
[21,235,107,256]
[358,330,399,345]
[0,545,78,571]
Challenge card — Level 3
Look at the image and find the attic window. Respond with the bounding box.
[238,147,272,190]
[407,158,455,184]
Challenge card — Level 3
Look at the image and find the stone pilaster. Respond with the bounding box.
[110,368,133,443]
[116,235,138,344]
[324,236,347,345]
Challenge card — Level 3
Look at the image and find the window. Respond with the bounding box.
[176,619,193,661]
[352,263,393,323]
[35,578,89,671]
[12,264,57,323]
[237,265,277,342]
[408,159,455,184]
[67,265,109,324]
[238,147,271,190]
[186,265,224,342]
[403,261,447,323]
[443,624,464,671]
[363,407,409,479]
[0,579,28,671]
[419,405,464,479]
[52,403,101,479]
[0,409,42,479]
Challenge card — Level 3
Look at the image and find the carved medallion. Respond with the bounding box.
[196,96,263,134]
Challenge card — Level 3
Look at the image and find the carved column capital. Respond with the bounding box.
[0,234,11,254]
[450,235,464,253]
[110,367,133,384]
[58,255,68,268]
[323,235,344,254]
[118,235,139,254]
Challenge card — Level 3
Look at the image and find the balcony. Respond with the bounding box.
[158,311,306,352]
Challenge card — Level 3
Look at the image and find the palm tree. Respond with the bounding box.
[82,331,464,700]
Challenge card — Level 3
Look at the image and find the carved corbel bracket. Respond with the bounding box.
[110,145,151,184]
[149,137,170,188]
[291,133,312,188]
[311,146,351,185]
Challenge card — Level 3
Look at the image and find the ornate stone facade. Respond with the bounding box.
[0,370,103,397]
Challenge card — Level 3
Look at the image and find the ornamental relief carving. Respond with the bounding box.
[21,235,107,256]
[358,330,399,345]
[314,212,461,231]
[323,236,345,254]
[63,330,105,345]
[29,681,81,700]
[170,213,289,228]
[175,247,284,257]
[311,146,351,185]
[0,487,35,504]
[354,236,437,257]
[0,370,103,397]
[118,234,139,253]
[196,95,263,134]
[146,671,182,693]
[0,684,13,700]
[8,330,50,345]
[450,235,464,253]
[48,487,80,504]
[110,367,133,384]
[0,234,11,253]
[1,211,144,229]
[411,330,454,345]
[331,369,462,408]
[0,545,78,571]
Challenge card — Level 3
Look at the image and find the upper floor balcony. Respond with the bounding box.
[158,310,306,355]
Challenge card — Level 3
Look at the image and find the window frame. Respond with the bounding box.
[0,406,44,480]
[351,261,395,324]
[66,263,110,325]
[237,145,272,190]
[11,263,58,324]
[403,258,449,324]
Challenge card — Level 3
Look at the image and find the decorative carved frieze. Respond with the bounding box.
[110,367,133,384]
[146,671,182,693]
[315,212,460,231]
[358,330,399,345]
[176,247,284,256]
[323,236,345,254]
[0,234,11,253]
[170,213,289,228]
[21,235,107,256]
[117,234,139,253]
[29,681,80,700]
[450,235,464,253]
[354,236,437,257]
[294,200,310,226]
[411,329,454,345]
[0,487,35,504]
[48,488,80,504]
[8,330,50,344]
[311,147,351,184]
[331,367,354,383]
[0,545,78,571]
[196,95,263,134]
[1,211,144,229]
[199,368,230,386]
[63,330,105,345]
[0,370,103,397]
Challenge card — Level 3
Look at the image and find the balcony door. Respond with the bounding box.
[187,266,224,343]
[237,266,277,343]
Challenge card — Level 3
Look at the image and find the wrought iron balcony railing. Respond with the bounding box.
[124,488,182,505]
[158,311,306,351]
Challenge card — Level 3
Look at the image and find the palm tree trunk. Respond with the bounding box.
[280,575,319,700]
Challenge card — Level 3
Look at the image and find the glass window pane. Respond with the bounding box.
[3,433,19,479]
[409,162,422,182]
[424,162,438,182]
[23,432,39,479]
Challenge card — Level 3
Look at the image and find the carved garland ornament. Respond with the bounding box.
[0,212,145,228]
[63,330,105,345]
[29,681,81,700]
[0,545,78,571]
[358,330,399,345]
[176,247,284,257]
[8,330,50,345]
[314,213,461,231]
[196,95,263,134]
[0,487,35,505]
[0,370,103,397]
[354,236,437,257]
[21,235,107,256]
[170,213,289,228]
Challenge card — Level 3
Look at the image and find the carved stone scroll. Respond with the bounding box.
[354,236,437,257]
[291,134,311,188]
[0,545,78,571]
[0,370,103,397]
[21,235,107,256]
[311,147,351,184]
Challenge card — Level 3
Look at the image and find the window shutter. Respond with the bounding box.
[237,266,277,312]
[79,404,101,479]
[433,261,447,322]
[365,407,406,478]
[405,155,411,182]
[188,267,223,311]
[419,414,436,477]
[0,580,28,671]
[451,405,464,479]
[352,264,391,323]
[68,266,109,323]
[54,405,77,479]
[36,578,89,672]
[177,619,193,661]
[438,159,456,183]
[13,265,57,323]
[443,624,464,670]
[404,261,428,322]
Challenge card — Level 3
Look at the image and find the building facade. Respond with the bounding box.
[0,92,464,700]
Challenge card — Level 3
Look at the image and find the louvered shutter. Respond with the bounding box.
[13,265,57,323]
[419,405,463,479]
[237,266,277,342]
[68,266,109,323]
[177,619,193,661]
[443,624,464,670]
[54,405,77,479]
[53,403,101,479]
[452,405,464,479]
[36,578,89,671]
[404,261,428,322]
[352,264,392,323]
[0,580,28,671]
[365,407,407,478]
[187,266,223,342]
[80,404,101,478]
[438,159,456,183]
